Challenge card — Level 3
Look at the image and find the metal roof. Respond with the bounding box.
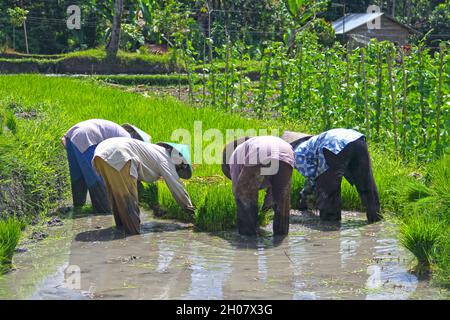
[332,13,384,34]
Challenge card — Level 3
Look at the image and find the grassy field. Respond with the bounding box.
[0,74,447,286]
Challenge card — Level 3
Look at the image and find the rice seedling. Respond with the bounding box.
[399,211,443,272]
[290,170,305,209]
[0,217,22,273]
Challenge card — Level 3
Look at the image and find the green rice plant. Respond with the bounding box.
[290,170,305,209]
[195,183,268,232]
[427,154,450,208]
[195,182,236,231]
[138,182,158,208]
[341,179,363,211]
[399,211,443,271]
[0,217,22,273]
[5,113,17,135]
[156,180,208,222]
[431,231,450,288]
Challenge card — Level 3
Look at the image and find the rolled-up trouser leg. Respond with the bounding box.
[346,138,381,222]
[270,161,292,236]
[93,158,140,235]
[232,165,262,236]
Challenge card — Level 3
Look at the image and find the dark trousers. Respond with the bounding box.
[66,139,110,213]
[232,161,292,236]
[315,137,381,222]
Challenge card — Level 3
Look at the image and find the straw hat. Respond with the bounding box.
[157,142,192,179]
[280,131,312,147]
[221,136,252,180]
[122,123,151,143]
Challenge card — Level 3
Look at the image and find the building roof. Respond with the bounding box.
[332,13,384,34]
[332,13,419,35]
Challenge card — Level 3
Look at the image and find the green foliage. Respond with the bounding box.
[155,177,269,232]
[307,18,335,47]
[284,0,329,24]
[394,155,450,286]
[430,2,450,35]
[7,7,28,28]
[399,212,443,270]
[203,36,450,161]
[5,113,17,134]
[0,217,22,273]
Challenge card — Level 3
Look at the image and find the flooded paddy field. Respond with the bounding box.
[0,210,447,300]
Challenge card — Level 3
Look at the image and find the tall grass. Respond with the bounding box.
[394,155,449,286]
[0,217,22,273]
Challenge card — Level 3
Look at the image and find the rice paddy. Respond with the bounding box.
[0,74,448,286]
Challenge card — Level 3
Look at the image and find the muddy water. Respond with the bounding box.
[0,210,448,300]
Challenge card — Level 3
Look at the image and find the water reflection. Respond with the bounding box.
[1,210,446,300]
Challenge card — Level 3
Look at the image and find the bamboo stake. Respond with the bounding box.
[387,47,398,154]
[361,48,370,138]
[345,44,351,127]
[239,45,244,110]
[202,37,207,108]
[418,46,426,145]
[259,50,272,117]
[297,40,304,112]
[279,51,286,110]
[435,43,445,154]
[401,47,408,155]
[224,35,230,110]
[376,46,383,137]
[322,52,331,130]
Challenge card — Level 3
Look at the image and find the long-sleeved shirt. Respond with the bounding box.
[294,128,364,179]
[93,137,193,210]
[65,119,131,153]
[229,136,294,184]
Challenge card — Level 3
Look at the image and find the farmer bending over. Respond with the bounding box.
[222,136,294,236]
[282,128,381,222]
[62,119,150,213]
[93,138,195,235]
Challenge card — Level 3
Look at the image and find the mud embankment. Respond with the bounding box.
[0,56,177,75]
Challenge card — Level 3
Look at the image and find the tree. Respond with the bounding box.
[7,6,29,53]
[106,0,124,58]
[284,0,330,49]
[430,2,450,35]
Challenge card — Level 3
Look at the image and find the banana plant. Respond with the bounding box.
[284,0,329,50]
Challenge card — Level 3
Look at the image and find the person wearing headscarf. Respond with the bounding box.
[62,119,150,213]
[93,138,194,235]
[282,128,381,222]
[222,136,294,236]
